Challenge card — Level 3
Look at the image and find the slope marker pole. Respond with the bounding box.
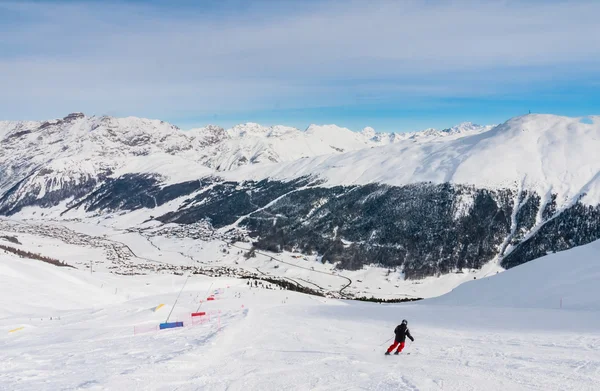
[166,275,190,323]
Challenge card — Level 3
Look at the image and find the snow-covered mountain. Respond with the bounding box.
[228,114,600,206]
[0,113,488,187]
[0,112,490,211]
[194,123,377,171]
[189,121,493,170]
[1,112,599,280]
[0,113,214,213]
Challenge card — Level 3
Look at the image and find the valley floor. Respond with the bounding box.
[0,217,503,301]
[1,255,599,391]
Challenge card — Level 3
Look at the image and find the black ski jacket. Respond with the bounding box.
[394,324,414,343]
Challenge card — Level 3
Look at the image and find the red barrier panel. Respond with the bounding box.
[191,312,206,317]
[207,297,215,301]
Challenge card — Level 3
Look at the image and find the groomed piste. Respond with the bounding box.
[1,240,600,390]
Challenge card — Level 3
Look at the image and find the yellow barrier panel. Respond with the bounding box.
[8,327,24,333]
[153,304,165,312]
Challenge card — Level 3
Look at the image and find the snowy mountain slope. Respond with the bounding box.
[225,114,600,206]
[180,114,599,278]
[2,112,600,280]
[192,122,492,170]
[198,123,375,171]
[0,251,119,317]
[0,112,489,214]
[0,113,490,188]
[395,121,495,142]
[0,114,196,198]
[430,238,600,310]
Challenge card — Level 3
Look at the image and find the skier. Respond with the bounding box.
[385,319,414,355]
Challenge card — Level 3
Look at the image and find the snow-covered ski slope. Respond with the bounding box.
[2,240,599,390]
[431,239,600,311]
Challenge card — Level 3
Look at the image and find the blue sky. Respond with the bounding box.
[1,0,599,132]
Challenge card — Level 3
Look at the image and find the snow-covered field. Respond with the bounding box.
[2,236,599,390]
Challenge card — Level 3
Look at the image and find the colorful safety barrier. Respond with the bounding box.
[134,306,238,335]
[153,304,165,312]
[8,326,24,333]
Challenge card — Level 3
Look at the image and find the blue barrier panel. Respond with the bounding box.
[159,321,184,330]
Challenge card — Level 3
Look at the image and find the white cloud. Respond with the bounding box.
[1,0,599,122]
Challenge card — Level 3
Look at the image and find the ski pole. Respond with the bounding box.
[379,337,393,346]
[373,337,393,352]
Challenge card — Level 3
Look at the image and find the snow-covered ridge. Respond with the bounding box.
[226,114,600,206]
[190,121,492,170]
[2,111,599,211]
[2,112,598,210]
[0,112,490,189]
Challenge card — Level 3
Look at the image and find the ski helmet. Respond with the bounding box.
[401,319,408,325]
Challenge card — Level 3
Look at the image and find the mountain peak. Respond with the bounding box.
[63,112,86,121]
[361,126,376,139]
[441,122,491,134]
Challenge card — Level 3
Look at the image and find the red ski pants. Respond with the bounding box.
[387,341,405,353]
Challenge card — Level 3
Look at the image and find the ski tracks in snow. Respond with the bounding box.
[3,277,600,390]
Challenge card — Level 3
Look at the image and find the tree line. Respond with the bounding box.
[0,244,75,268]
